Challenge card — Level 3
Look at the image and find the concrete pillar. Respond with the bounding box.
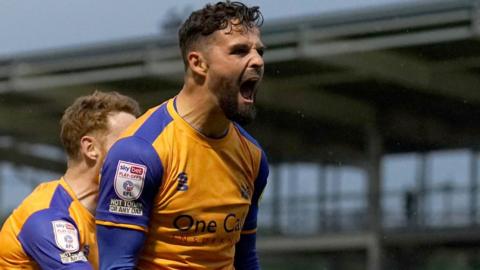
[470,150,478,225]
[317,163,327,231]
[416,153,427,227]
[368,234,382,270]
[366,122,383,270]
[271,165,281,234]
[288,164,299,231]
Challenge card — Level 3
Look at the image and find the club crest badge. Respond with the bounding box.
[114,160,146,201]
[51,220,79,252]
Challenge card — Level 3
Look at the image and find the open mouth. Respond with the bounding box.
[240,79,258,101]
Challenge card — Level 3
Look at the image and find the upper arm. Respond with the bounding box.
[95,136,163,230]
[95,136,163,269]
[18,211,92,270]
[234,151,269,269]
[243,151,269,232]
[95,225,146,270]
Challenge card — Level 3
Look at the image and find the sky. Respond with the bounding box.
[0,0,415,57]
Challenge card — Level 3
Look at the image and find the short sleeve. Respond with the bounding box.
[242,150,269,232]
[95,136,163,230]
[18,210,92,269]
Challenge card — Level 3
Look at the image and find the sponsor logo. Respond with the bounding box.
[65,223,75,230]
[114,160,146,201]
[52,221,79,252]
[64,235,73,244]
[123,181,134,192]
[130,166,144,175]
[173,213,245,234]
[109,198,143,216]
[176,172,188,191]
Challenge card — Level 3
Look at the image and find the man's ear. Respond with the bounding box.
[187,51,208,76]
[79,135,99,162]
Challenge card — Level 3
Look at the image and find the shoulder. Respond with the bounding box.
[108,100,177,159]
[104,136,164,174]
[233,122,263,150]
[24,180,61,206]
[19,208,78,249]
[22,208,73,229]
[109,136,159,158]
[17,209,89,267]
[232,123,269,180]
[9,180,63,222]
[233,122,268,164]
[124,102,174,144]
[17,182,76,240]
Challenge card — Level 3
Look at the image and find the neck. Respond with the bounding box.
[63,159,100,215]
[176,79,230,138]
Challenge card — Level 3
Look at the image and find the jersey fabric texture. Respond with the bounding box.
[96,98,269,269]
[0,178,97,270]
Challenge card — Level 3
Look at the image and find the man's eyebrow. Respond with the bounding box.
[229,43,250,51]
[232,43,249,48]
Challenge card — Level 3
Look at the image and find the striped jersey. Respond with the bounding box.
[96,98,268,269]
[0,178,98,269]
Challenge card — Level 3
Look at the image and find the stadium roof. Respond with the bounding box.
[1,0,480,172]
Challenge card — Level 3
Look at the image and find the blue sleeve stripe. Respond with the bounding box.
[18,208,86,269]
[233,122,262,149]
[134,102,173,144]
[96,136,164,229]
[96,225,146,270]
[49,185,73,210]
[253,151,269,205]
[242,151,269,231]
[234,233,259,269]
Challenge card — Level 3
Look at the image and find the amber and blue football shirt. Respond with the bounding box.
[96,98,268,269]
[0,178,98,269]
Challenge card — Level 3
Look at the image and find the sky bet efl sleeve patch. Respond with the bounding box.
[17,208,92,268]
[108,160,147,217]
[52,220,88,264]
[114,160,146,201]
[96,135,163,229]
[52,220,79,252]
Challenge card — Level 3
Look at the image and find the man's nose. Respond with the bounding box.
[249,51,264,72]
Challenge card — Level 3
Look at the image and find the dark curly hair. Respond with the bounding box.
[178,1,263,68]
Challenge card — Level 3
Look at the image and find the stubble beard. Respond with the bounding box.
[217,82,256,126]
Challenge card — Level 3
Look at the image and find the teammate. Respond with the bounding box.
[95,1,268,269]
[0,91,139,269]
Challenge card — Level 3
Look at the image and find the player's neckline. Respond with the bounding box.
[172,97,231,141]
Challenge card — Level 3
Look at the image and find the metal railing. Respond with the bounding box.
[259,185,479,236]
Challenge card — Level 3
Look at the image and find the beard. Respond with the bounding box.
[217,84,257,126]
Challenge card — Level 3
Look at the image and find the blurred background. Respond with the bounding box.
[2,0,480,269]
